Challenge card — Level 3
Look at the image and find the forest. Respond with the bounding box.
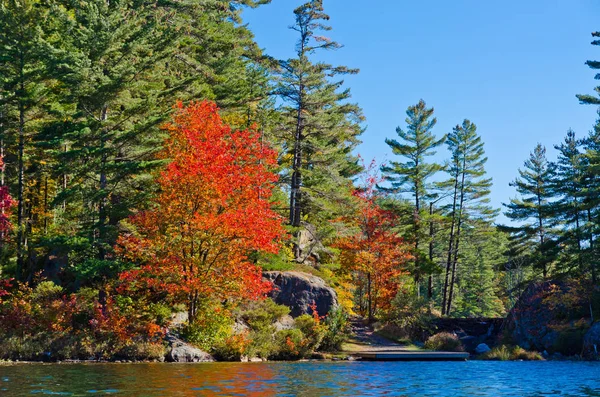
[0,0,599,361]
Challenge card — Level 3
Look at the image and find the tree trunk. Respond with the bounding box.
[442,174,460,315]
[447,155,467,316]
[97,105,109,261]
[16,86,25,281]
[428,202,434,300]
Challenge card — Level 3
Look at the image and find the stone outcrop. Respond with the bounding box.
[263,271,338,317]
[165,334,214,363]
[505,281,565,351]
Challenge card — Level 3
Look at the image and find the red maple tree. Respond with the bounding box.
[116,101,284,321]
[337,159,412,320]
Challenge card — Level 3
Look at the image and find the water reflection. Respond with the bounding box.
[0,361,599,396]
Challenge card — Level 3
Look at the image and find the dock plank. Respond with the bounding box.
[355,351,469,361]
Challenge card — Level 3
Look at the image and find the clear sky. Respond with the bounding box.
[243,0,600,224]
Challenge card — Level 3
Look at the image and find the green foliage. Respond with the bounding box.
[180,304,234,352]
[320,309,349,351]
[424,332,464,352]
[235,299,290,332]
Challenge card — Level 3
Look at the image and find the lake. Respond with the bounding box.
[1,361,599,396]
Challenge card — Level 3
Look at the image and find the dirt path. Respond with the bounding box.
[343,317,416,353]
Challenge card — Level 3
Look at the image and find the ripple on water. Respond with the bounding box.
[0,361,599,396]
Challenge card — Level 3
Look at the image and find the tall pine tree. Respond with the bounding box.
[503,144,557,279]
[381,99,445,297]
[274,0,363,262]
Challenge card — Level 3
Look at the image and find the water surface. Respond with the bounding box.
[1,361,600,396]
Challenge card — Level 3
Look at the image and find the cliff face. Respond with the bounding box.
[506,281,597,356]
[263,271,338,318]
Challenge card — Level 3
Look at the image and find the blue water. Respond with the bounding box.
[0,361,599,396]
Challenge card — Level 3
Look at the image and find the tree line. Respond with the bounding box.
[0,0,598,330]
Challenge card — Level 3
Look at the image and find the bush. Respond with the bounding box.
[180,311,233,352]
[213,332,251,361]
[235,299,290,332]
[272,328,306,360]
[424,332,463,352]
[117,342,167,361]
[320,309,349,351]
[480,345,543,361]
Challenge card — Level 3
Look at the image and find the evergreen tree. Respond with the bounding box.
[0,0,54,279]
[42,0,180,271]
[453,223,506,318]
[274,0,363,261]
[550,130,586,276]
[576,31,600,106]
[381,99,445,297]
[441,119,495,315]
[503,144,557,279]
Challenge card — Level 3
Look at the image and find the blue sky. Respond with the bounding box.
[243,1,600,224]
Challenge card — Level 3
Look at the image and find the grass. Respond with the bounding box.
[424,332,464,352]
[479,345,544,361]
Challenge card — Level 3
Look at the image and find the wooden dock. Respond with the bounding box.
[354,351,469,361]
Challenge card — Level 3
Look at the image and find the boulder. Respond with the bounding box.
[263,271,338,317]
[583,322,600,359]
[165,335,214,363]
[506,281,570,352]
[475,343,491,355]
[274,314,296,331]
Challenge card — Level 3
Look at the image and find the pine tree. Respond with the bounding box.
[441,119,495,315]
[551,130,586,276]
[453,223,506,318]
[43,0,179,269]
[576,31,600,106]
[0,0,54,278]
[381,99,445,297]
[274,0,363,261]
[503,144,557,279]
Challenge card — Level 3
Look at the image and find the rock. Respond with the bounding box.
[583,322,600,359]
[475,343,491,354]
[506,281,572,352]
[263,271,338,317]
[274,315,295,331]
[165,334,214,363]
[296,223,332,265]
[232,320,250,334]
[459,336,479,353]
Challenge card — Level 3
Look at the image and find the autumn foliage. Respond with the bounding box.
[337,160,412,320]
[116,101,284,321]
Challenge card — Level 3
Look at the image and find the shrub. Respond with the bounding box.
[272,328,306,360]
[480,345,543,361]
[180,312,233,352]
[424,332,463,352]
[213,332,252,361]
[235,299,290,331]
[320,309,349,351]
[117,342,167,361]
[511,346,543,361]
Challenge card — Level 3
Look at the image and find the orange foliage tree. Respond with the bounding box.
[337,160,412,321]
[116,101,284,322]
